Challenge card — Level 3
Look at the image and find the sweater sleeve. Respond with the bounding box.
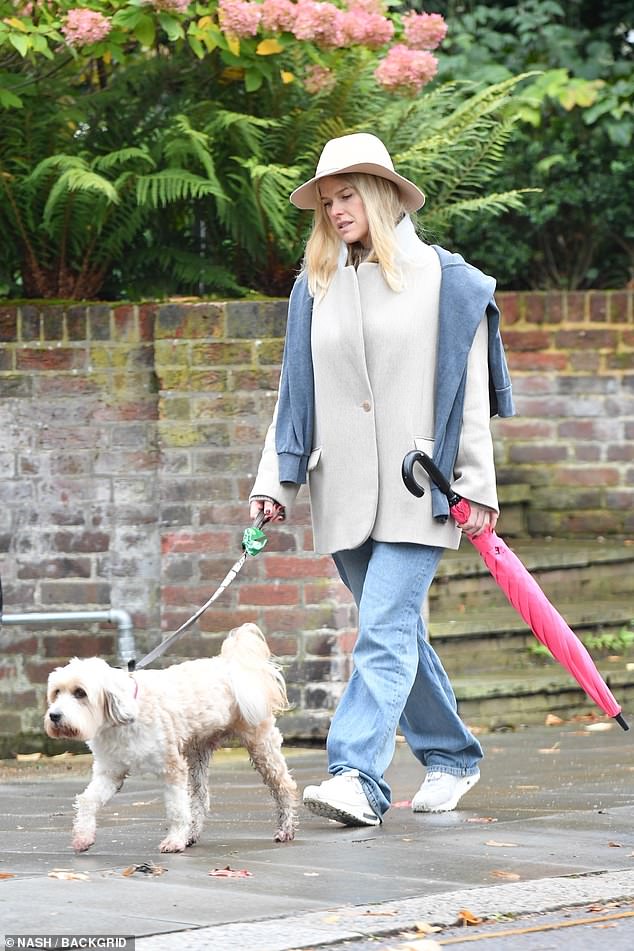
[451,317,499,512]
[249,398,302,511]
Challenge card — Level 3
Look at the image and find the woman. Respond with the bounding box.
[249,132,515,827]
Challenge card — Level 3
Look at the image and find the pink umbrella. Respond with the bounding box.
[402,450,628,731]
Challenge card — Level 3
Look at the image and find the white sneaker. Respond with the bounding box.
[412,769,480,813]
[303,770,381,827]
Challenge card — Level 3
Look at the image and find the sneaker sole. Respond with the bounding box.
[412,774,480,814]
[303,795,381,827]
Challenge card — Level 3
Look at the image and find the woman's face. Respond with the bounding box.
[318,176,370,247]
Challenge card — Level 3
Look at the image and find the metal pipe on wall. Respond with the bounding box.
[1,609,136,664]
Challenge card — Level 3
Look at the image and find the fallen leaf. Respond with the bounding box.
[414,921,441,934]
[491,870,521,880]
[466,816,498,823]
[48,869,90,881]
[208,866,252,878]
[585,722,613,732]
[608,841,622,848]
[457,908,482,926]
[545,713,564,726]
[0,873,16,880]
[485,840,519,848]
[122,863,166,877]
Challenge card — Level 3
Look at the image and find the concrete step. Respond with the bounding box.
[431,606,634,677]
[431,539,634,613]
[454,665,634,731]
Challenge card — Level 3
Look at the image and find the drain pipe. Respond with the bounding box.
[1,609,136,664]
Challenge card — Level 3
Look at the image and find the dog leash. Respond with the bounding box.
[129,513,270,672]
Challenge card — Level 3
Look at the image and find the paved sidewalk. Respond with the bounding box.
[2,723,634,949]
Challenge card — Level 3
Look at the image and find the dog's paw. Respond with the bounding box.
[273,826,296,843]
[72,835,95,853]
[159,835,187,853]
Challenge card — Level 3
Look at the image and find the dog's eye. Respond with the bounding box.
[73,688,87,700]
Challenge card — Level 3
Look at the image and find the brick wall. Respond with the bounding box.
[494,290,634,535]
[0,287,632,751]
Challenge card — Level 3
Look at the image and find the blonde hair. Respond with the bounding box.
[303,173,407,298]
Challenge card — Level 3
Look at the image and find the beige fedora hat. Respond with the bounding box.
[290,132,425,212]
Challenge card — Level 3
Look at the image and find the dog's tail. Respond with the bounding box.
[221,623,289,726]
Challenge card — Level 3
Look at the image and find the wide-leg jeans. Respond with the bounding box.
[328,538,483,818]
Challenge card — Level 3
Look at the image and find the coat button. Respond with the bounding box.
[361,400,371,412]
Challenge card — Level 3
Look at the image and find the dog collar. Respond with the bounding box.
[129,675,139,699]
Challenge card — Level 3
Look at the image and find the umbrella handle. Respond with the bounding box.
[402,450,463,508]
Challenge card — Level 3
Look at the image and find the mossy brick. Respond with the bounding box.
[89,345,113,369]
[608,291,631,322]
[155,303,224,340]
[87,304,112,339]
[225,299,287,339]
[154,340,190,366]
[606,352,634,370]
[157,368,228,391]
[66,305,88,336]
[190,341,253,366]
[113,306,138,342]
[158,422,206,447]
[0,373,39,399]
[0,348,13,371]
[19,305,40,341]
[42,308,64,341]
[0,310,18,341]
[230,368,281,392]
[159,396,191,420]
[255,339,285,365]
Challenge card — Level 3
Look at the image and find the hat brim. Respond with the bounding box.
[290,162,425,213]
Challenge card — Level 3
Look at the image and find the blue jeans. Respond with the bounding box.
[328,538,482,818]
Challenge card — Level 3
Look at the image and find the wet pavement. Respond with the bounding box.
[1,722,634,949]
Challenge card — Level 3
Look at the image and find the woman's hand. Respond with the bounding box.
[458,501,498,538]
[249,497,286,523]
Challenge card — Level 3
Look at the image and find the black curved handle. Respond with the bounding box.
[401,450,427,498]
[402,450,462,507]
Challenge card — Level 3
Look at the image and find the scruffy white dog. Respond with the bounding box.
[44,623,298,853]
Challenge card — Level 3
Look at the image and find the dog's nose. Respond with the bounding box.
[48,710,63,724]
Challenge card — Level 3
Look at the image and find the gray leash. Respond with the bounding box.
[129,513,270,672]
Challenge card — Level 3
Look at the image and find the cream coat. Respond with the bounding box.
[251,219,498,554]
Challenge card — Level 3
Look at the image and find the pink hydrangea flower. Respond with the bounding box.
[218,0,261,37]
[260,0,297,32]
[304,64,336,94]
[346,0,385,13]
[62,9,112,47]
[342,10,394,49]
[374,44,438,93]
[402,11,447,51]
[293,0,345,49]
[150,0,191,12]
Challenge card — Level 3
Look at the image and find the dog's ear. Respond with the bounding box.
[102,671,137,726]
